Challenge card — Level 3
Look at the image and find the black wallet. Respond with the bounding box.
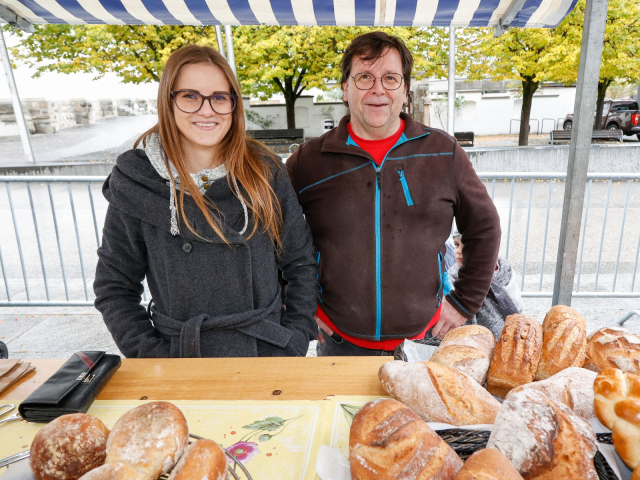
[19,351,121,423]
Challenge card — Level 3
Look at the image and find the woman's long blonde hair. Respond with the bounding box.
[135,45,283,247]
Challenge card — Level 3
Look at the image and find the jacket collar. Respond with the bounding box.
[320,112,429,157]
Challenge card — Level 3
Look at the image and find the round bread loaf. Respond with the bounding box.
[535,305,587,380]
[30,413,110,480]
[453,448,524,480]
[487,389,598,480]
[349,398,463,480]
[167,439,227,480]
[509,367,597,419]
[486,314,543,398]
[430,325,495,384]
[106,402,189,480]
[378,360,500,426]
[78,463,145,480]
[585,327,640,374]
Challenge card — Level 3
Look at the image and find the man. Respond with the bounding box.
[286,31,501,356]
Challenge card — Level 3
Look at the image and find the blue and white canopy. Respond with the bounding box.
[0,0,578,29]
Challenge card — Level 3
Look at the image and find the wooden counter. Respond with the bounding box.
[0,357,392,401]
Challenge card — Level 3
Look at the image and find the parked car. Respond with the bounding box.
[563,99,640,140]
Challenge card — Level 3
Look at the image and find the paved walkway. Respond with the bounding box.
[0,115,157,165]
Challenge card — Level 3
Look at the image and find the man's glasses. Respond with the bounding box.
[171,90,238,114]
[351,73,404,91]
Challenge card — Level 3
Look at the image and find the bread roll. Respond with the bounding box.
[349,398,463,480]
[106,402,189,480]
[593,368,640,469]
[30,413,110,480]
[486,315,543,398]
[430,325,496,384]
[453,448,524,480]
[585,327,640,373]
[378,360,500,426]
[168,439,227,480]
[632,465,640,480]
[534,306,587,380]
[487,389,598,480]
[509,367,597,419]
[78,463,145,480]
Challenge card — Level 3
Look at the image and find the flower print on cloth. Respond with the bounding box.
[226,441,259,464]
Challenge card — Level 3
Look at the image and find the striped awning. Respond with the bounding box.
[0,0,579,29]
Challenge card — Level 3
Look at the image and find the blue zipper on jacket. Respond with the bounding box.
[398,170,414,206]
[437,252,444,307]
[372,131,429,341]
[316,251,324,304]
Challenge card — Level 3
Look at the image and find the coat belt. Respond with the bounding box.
[149,288,292,357]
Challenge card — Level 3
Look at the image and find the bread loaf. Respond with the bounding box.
[378,360,500,426]
[535,306,587,380]
[585,327,640,373]
[430,325,495,384]
[486,315,543,398]
[106,402,189,480]
[509,367,597,419]
[78,463,145,480]
[453,448,524,480]
[349,398,463,480]
[168,439,227,480]
[30,413,110,480]
[593,368,640,469]
[487,389,598,480]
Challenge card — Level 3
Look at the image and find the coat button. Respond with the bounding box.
[201,175,208,182]
[182,242,192,253]
[203,183,210,190]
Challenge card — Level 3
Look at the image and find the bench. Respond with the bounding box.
[454,131,474,147]
[247,129,305,144]
[550,129,623,145]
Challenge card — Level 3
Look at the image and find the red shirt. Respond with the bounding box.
[347,120,405,166]
[319,119,440,350]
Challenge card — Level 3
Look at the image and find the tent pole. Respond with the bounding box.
[215,25,226,59]
[552,0,609,306]
[447,27,455,135]
[0,27,35,163]
[224,25,237,77]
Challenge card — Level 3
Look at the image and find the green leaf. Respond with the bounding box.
[340,404,361,427]
[242,416,285,431]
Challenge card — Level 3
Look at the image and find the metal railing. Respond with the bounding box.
[0,173,639,306]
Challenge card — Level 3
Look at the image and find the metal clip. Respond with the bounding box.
[76,372,95,383]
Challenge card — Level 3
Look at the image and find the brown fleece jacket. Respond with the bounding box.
[286,113,500,341]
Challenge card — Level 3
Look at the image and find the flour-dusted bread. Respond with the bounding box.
[349,398,463,480]
[430,325,496,384]
[509,367,597,419]
[167,439,227,480]
[453,448,524,480]
[78,463,145,480]
[487,389,598,480]
[585,327,640,374]
[486,315,543,398]
[378,361,500,426]
[106,402,189,480]
[593,368,640,469]
[535,306,587,380]
[30,413,110,480]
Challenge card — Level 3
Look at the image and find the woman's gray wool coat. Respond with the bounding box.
[94,148,318,358]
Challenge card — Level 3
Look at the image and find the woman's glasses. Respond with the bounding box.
[171,90,238,114]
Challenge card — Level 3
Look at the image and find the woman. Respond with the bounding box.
[94,45,318,358]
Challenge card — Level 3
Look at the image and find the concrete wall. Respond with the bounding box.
[467,144,640,173]
[0,98,157,137]
[425,79,577,136]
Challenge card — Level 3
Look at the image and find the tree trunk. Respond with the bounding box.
[594,80,611,130]
[518,76,539,147]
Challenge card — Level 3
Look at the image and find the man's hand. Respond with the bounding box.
[315,315,334,344]
[431,300,467,338]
